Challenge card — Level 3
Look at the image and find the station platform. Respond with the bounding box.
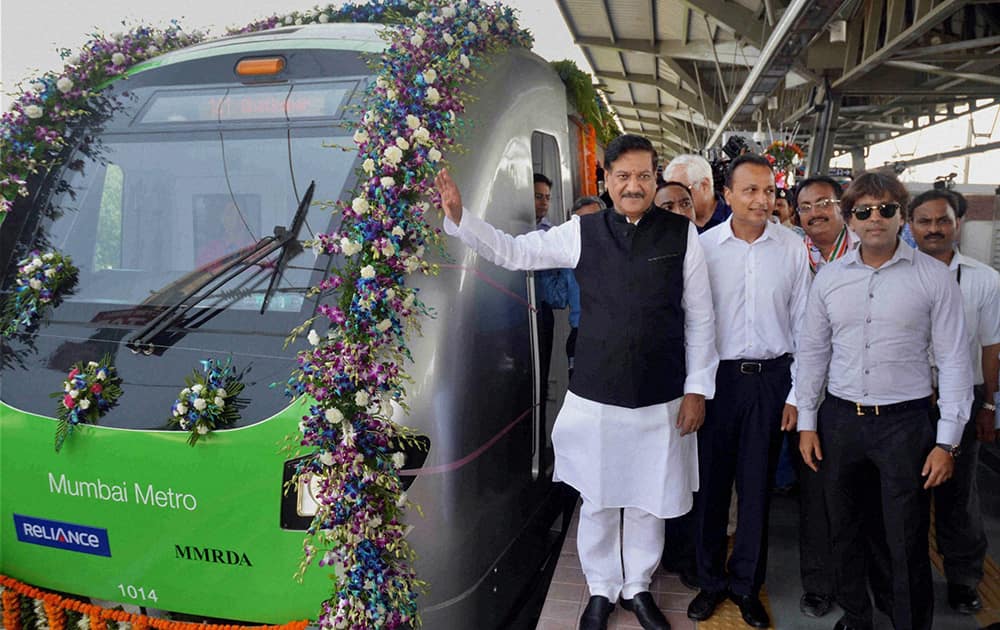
[535,454,1000,629]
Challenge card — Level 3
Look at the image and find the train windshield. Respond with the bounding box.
[1,79,362,427]
[27,81,359,318]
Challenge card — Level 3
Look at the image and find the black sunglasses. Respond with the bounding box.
[850,202,900,221]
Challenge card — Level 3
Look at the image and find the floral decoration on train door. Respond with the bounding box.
[168,358,247,446]
[50,355,123,452]
[2,250,77,336]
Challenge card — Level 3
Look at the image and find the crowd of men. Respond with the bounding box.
[434,132,1000,630]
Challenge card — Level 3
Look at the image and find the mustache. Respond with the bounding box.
[808,217,828,225]
[924,233,944,239]
[621,192,645,199]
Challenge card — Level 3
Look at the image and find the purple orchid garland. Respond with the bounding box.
[284,3,531,627]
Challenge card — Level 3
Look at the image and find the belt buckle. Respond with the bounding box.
[855,402,880,416]
[740,361,762,375]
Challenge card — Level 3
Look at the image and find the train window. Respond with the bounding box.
[286,83,353,119]
[137,88,228,124]
[219,85,291,122]
[93,164,124,271]
[530,131,564,222]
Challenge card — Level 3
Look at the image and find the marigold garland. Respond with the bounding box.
[0,576,310,630]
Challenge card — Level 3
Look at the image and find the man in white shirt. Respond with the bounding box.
[797,172,973,630]
[908,188,1000,615]
[687,154,810,628]
[435,134,718,630]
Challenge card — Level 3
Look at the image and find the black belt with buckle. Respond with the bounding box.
[826,393,932,417]
[721,354,792,375]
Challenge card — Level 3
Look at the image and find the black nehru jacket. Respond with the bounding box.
[570,206,689,408]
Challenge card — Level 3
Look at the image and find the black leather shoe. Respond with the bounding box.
[730,593,770,628]
[579,595,615,630]
[800,592,833,618]
[947,583,982,614]
[833,618,866,630]
[687,589,728,621]
[620,591,671,630]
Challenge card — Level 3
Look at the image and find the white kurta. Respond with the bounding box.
[444,209,718,518]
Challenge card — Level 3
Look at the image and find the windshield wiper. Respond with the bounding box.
[259,180,314,314]
[124,184,316,355]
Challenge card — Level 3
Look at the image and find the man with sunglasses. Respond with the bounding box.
[909,189,1000,616]
[797,172,973,630]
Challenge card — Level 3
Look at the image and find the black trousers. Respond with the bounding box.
[820,396,935,630]
[934,389,988,588]
[693,356,790,596]
[790,429,835,597]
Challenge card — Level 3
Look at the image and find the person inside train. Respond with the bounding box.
[909,188,1000,615]
[435,133,718,630]
[686,153,810,629]
[654,180,697,222]
[797,172,972,630]
[532,172,567,426]
[563,195,606,379]
[662,154,731,233]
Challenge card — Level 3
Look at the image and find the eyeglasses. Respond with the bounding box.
[850,202,900,221]
[534,193,551,201]
[797,198,840,213]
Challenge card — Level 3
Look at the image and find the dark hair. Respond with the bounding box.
[775,188,788,200]
[658,180,693,196]
[571,195,606,213]
[533,173,552,188]
[907,189,961,221]
[841,171,909,221]
[604,134,657,172]
[724,153,773,189]
[794,176,843,208]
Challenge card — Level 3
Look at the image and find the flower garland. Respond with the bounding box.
[1,250,77,336]
[0,574,310,630]
[550,59,619,146]
[168,359,246,446]
[0,25,207,226]
[282,2,531,628]
[50,355,123,452]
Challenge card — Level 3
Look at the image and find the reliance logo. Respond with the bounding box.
[14,514,111,557]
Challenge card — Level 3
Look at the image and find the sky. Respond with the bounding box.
[0,0,591,101]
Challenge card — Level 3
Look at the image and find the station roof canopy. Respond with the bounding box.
[555,0,1000,162]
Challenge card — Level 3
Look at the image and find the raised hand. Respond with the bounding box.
[434,168,464,225]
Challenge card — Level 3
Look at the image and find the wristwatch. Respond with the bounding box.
[935,443,961,458]
[983,401,997,412]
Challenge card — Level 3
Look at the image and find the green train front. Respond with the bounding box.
[1,22,574,627]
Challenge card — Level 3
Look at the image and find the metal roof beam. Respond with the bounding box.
[679,0,772,45]
[615,114,690,143]
[833,0,972,89]
[892,34,1000,59]
[596,71,722,125]
[575,36,757,65]
[883,60,1000,88]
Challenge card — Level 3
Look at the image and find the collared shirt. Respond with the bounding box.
[697,194,732,234]
[699,216,811,405]
[949,250,1000,386]
[796,240,973,444]
[804,226,859,273]
[444,209,719,398]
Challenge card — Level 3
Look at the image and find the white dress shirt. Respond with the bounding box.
[699,217,811,406]
[949,250,1000,386]
[796,241,973,444]
[444,209,719,516]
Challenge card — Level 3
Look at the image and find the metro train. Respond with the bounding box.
[0,22,586,628]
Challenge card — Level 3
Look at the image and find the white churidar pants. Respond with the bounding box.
[577,500,665,601]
